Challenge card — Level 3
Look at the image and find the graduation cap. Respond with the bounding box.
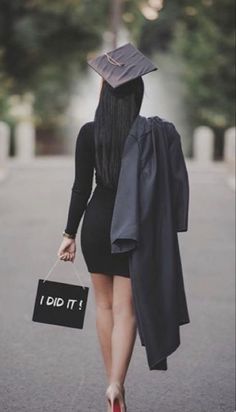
[87,42,158,89]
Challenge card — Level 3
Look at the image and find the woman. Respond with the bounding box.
[57,75,145,412]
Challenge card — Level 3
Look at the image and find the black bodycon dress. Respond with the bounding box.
[64,122,130,278]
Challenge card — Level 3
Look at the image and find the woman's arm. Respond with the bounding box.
[64,122,95,237]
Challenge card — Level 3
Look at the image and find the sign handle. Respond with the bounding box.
[42,257,87,290]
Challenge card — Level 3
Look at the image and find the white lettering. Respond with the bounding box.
[67,299,77,310]
[46,296,54,306]
[56,297,64,307]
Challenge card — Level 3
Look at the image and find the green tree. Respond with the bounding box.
[174,0,235,130]
[138,0,235,142]
[0,0,109,126]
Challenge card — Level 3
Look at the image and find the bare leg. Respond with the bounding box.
[109,275,137,386]
[91,273,114,381]
[91,273,137,387]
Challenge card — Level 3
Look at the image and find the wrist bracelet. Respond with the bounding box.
[63,231,76,239]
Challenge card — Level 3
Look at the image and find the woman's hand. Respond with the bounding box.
[57,237,76,262]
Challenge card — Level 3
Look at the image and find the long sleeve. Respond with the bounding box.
[64,122,94,236]
[167,123,189,232]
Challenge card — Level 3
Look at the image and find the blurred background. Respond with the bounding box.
[0,0,234,158]
[0,1,235,412]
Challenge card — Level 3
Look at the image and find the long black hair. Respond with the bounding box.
[94,76,144,189]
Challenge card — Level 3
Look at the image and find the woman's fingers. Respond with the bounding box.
[57,238,76,259]
[57,237,76,261]
[59,251,75,262]
[64,252,70,261]
[59,252,69,260]
[69,252,75,262]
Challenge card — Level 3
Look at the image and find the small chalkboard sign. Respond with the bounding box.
[32,279,89,329]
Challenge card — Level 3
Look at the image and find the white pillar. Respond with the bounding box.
[193,126,214,163]
[0,121,10,181]
[224,127,235,191]
[15,120,35,161]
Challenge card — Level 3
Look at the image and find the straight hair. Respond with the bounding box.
[94,77,144,189]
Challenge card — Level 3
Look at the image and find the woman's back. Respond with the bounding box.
[64,76,145,276]
[64,119,130,277]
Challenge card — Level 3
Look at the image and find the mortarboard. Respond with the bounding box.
[87,42,158,89]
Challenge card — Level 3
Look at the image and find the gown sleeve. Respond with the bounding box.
[64,122,94,237]
[167,122,190,233]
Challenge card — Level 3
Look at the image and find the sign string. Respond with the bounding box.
[42,257,90,290]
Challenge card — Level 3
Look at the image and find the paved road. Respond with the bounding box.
[0,157,235,412]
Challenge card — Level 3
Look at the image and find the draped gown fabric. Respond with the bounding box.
[110,114,190,370]
[64,122,130,277]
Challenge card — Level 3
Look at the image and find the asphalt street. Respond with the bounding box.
[0,157,235,412]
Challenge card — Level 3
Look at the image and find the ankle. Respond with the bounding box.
[108,380,125,391]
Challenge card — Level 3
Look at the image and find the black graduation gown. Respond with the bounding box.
[110,114,190,370]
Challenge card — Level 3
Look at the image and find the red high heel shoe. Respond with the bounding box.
[106,382,126,412]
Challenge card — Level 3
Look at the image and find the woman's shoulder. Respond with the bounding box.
[78,121,95,137]
[75,121,95,153]
[76,121,94,142]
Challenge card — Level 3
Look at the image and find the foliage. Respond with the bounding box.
[175,0,235,130]
[0,0,234,134]
[138,0,235,131]
[0,0,109,125]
